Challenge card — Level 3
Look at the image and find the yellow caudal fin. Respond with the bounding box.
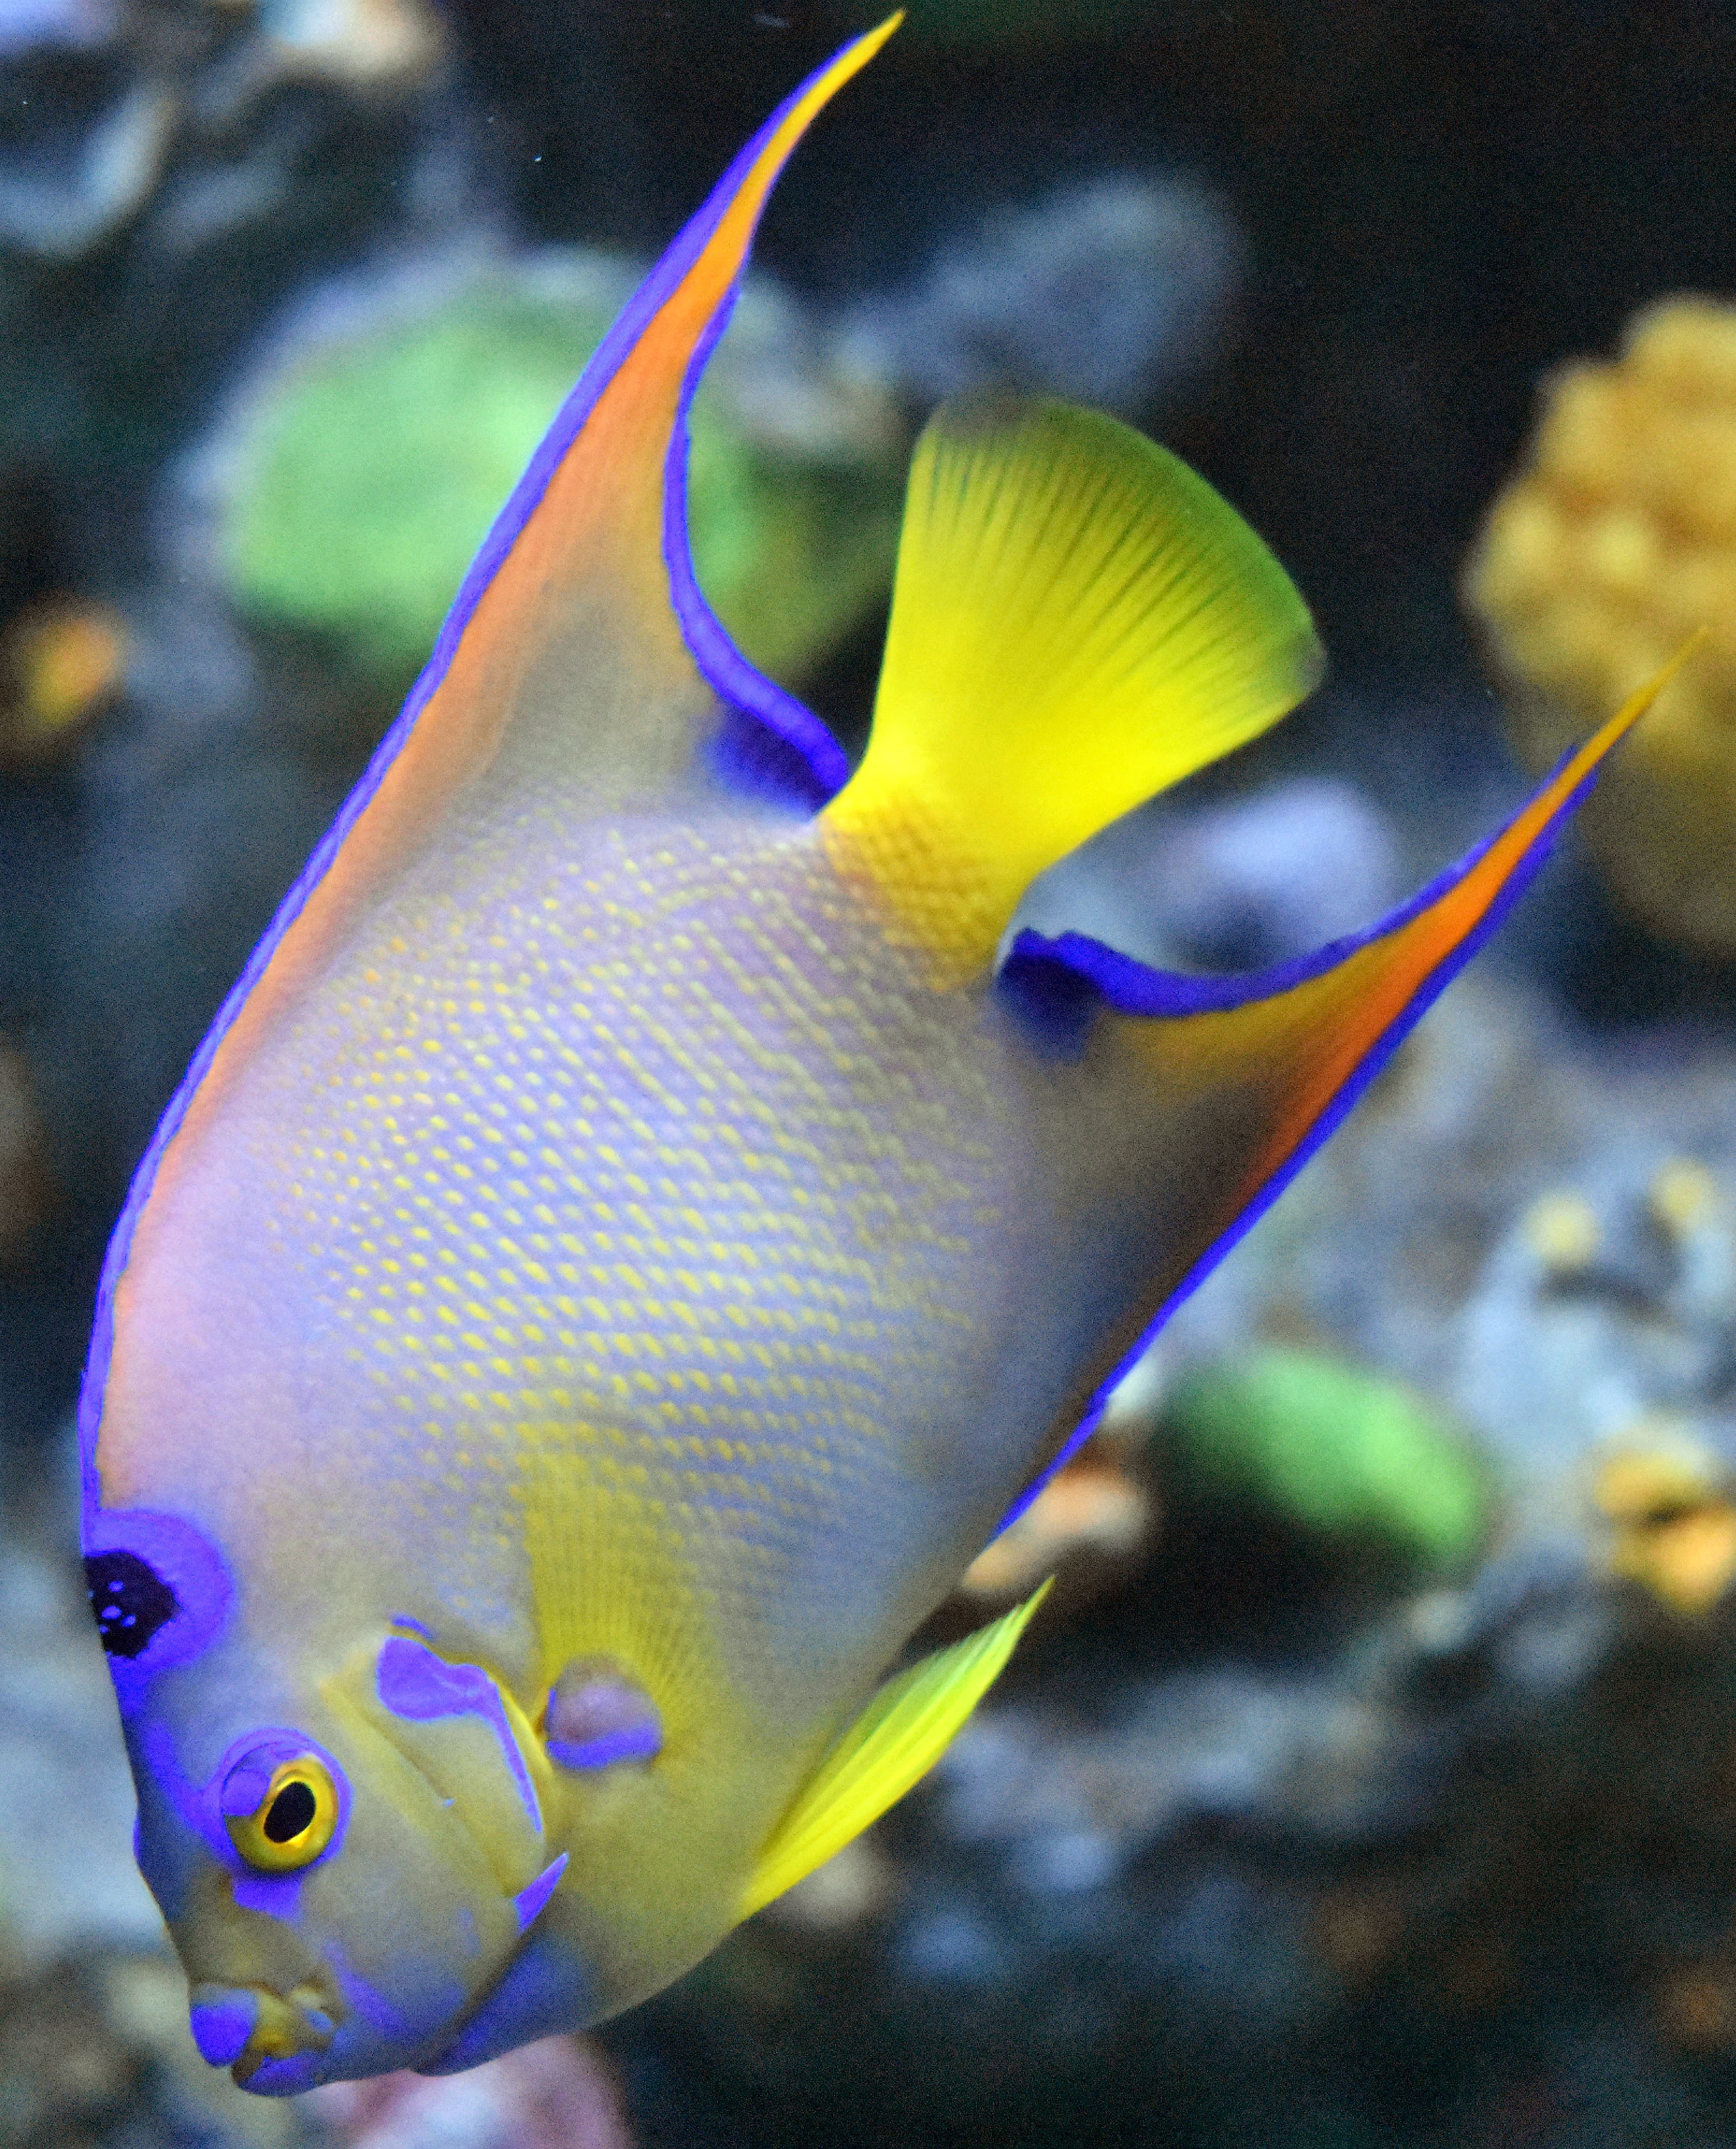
[738,1582,1051,1920]
[822,398,1323,985]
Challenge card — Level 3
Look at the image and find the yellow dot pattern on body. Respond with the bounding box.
[226,793,1026,1705]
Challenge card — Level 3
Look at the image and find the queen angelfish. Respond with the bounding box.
[77,12,1686,2093]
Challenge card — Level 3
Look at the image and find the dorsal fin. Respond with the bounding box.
[992,641,1702,1531]
[739,1581,1050,1919]
[823,396,1323,986]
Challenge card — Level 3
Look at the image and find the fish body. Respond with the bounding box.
[80,15,1683,2093]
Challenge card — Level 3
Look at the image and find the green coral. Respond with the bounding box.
[219,264,903,690]
[1163,1348,1487,1571]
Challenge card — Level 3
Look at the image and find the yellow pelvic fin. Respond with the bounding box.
[738,1580,1051,1920]
[823,398,1323,985]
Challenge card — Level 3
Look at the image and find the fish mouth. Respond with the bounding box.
[189,1979,338,2095]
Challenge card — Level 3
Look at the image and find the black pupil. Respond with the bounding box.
[263,1780,318,1843]
[83,1551,177,1660]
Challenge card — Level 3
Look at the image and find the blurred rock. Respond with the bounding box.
[0,1955,146,2149]
[243,0,445,95]
[1594,1439,1736,1619]
[833,0,1166,44]
[308,2036,635,2149]
[0,0,475,517]
[840,173,1243,420]
[1162,1347,1487,1576]
[0,599,126,765]
[0,1516,159,1961]
[954,1448,1156,1617]
[0,0,117,57]
[0,1043,53,1263]
[41,587,354,1203]
[1017,775,1403,976]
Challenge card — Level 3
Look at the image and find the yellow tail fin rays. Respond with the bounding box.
[993,645,1698,1532]
[739,1581,1051,1920]
[823,396,1324,986]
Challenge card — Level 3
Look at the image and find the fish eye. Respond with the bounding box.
[223,1754,340,1872]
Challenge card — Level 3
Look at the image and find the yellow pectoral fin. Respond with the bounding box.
[739,1582,1052,1920]
[824,397,1323,985]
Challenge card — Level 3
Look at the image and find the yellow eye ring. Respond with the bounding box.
[224,1755,340,1872]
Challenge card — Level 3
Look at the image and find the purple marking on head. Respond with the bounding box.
[548,1723,663,1771]
[515,1850,568,1932]
[82,1509,230,1714]
[219,1761,275,1820]
[992,746,1603,1534]
[376,1637,541,1830]
[233,1869,307,1919]
[390,1614,435,1640]
[190,1989,258,2067]
[71,32,876,1528]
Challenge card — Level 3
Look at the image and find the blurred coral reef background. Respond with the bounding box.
[11,1,1736,2145]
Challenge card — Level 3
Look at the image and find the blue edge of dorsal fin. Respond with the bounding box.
[663,289,852,813]
[989,745,1599,1536]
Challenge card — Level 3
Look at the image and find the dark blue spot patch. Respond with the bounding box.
[84,1549,177,1660]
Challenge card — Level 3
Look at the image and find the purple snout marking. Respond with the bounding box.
[190,1987,258,2067]
[375,1637,541,1830]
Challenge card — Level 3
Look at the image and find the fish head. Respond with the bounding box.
[90,1510,584,2091]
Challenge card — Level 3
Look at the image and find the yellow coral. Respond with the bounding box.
[1465,297,1736,954]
